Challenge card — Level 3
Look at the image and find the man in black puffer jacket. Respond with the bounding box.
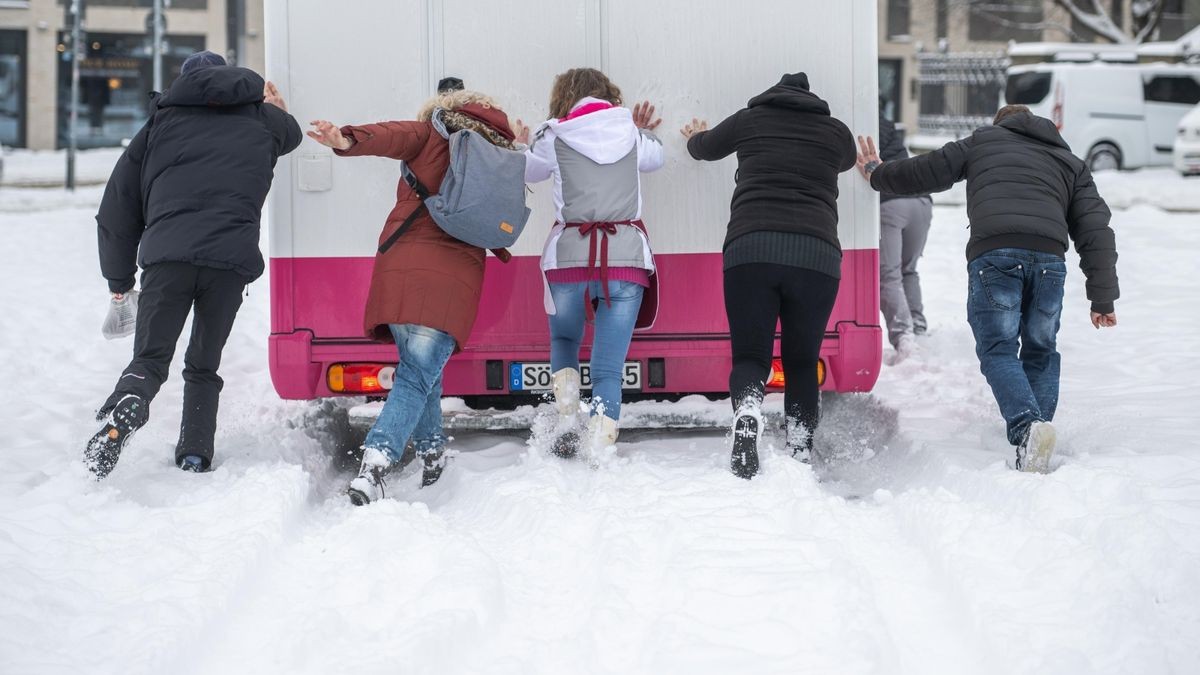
[87,51,302,478]
[856,105,1119,473]
[682,72,856,478]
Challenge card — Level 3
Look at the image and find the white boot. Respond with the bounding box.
[585,414,620,462]
[553,368,581,418]
[347,447,390,506]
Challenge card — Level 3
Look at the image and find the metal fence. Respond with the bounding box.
[917,52,1011,139]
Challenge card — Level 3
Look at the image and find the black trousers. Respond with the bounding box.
[724,263,840,439]
[102,263,246,463]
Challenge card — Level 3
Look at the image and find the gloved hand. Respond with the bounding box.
[101,290,139,340]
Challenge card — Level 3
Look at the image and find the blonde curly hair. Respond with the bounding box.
[416,89,501,122]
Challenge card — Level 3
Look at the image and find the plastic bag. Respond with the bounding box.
[101,290,139,340]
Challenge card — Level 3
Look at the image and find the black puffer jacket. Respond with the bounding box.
[687,73,856,251]
[97,66,302,293]
[877,113,928,203]
[869,112,1118,313]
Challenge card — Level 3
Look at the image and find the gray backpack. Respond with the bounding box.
[379,108,530,259]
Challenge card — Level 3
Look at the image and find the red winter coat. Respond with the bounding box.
[335,104,515,349]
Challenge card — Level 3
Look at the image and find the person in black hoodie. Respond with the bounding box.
[857,104,1119,473]
[682,73,856,479]
[86,51,302,478]
[876,107,933,360]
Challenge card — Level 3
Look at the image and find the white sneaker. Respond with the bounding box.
[1016,421,1057,473]
[347,447,390,505]
[584,414,619,464]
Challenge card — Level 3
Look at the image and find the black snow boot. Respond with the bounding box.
[85,394,149,479]
[730,411,761,480]
[420,448,447,488]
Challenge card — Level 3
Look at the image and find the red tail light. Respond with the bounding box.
[328,363,394,394]
[766,358,826,388]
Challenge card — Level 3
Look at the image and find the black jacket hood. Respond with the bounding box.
[157,66,265,108]
[997,112,1070,150]
[747,72,831,116]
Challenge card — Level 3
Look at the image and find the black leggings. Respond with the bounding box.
[724,263,840,432]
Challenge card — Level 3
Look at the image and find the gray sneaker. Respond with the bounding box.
[347,447,390,505]
[1016,421,1057,473]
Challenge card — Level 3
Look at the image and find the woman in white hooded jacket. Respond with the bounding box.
[515,68,664,457]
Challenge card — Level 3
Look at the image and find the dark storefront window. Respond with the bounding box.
[0,30,27,148]
[879,59,903,122]
[1158,0,1197,41]
[57,31,205,149]
[937,0,949,38]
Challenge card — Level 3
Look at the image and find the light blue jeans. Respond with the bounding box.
[363,323,456,464]
[966,249,1066,446]
[549,280,644,419]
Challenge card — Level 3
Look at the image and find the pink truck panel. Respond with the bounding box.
[269,250,881,399]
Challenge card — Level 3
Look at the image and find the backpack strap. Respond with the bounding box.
[377,165,432,254]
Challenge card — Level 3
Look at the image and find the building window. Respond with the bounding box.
[968,0,1045,42]
[1158,0,1196,41]
[57,31,205,149]
[0,30,27,148]
[888,0,912,39]
[937,0,949,39]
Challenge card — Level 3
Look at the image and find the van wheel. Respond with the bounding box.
[1086,143,1122,172]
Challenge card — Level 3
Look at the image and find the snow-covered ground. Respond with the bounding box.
[1,147,126,188]
[1,161,1198,674]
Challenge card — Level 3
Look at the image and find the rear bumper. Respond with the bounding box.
[269,322,882,399]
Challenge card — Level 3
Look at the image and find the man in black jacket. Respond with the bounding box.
[876,108,933,360]
[856,105,1119,472]
[87,51,302,478]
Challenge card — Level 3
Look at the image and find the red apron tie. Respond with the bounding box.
[564,220,642,321]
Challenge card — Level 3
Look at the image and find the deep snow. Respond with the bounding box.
[1,157,1198,674]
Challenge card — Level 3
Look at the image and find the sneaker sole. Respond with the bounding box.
[347,488,371,506]
[731,415,760,480]
[1021,423,1057,473]
[85,424,135,479]
[551,431,580,459]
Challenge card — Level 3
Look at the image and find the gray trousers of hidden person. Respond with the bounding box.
[879,196,933,346]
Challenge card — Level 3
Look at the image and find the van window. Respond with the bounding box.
[1005,72,1052,105]
[1143,75,1200,105]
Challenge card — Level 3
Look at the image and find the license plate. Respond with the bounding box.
[509,361,642,392]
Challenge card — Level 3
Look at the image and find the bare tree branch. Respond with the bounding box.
[948,0,1167,45]
[1052,0,1133,44]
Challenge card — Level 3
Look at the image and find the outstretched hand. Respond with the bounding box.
[1090,312,1117,329]
[307,120,352,150]
[264,81,287,111]
[632,101,662,131]
[513,119,530,146]
[680,118,708,140]
[856,135,881,181]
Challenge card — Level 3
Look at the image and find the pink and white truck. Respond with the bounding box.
[265,0,881,428]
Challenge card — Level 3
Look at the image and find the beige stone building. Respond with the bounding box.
[877,0,1199,133]
[0,0,264,150]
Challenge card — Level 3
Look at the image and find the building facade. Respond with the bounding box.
[877,0,1200,133]
[0,0,264,150]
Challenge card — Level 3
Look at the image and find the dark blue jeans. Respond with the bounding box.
[966,248,1066,446]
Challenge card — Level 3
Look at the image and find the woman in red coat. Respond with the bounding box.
[308,90,517,504]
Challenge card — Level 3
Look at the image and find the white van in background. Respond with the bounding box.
[1005,62,1200,171]
[1174,103,1200,176]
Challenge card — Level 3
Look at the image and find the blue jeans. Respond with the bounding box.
[966,249,1066,446]
[363,324,456,464]
[549,280,644,419]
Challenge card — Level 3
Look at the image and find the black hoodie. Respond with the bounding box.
[97,66,302,292]
[686,73,856,251]
[869,112,1118,312]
